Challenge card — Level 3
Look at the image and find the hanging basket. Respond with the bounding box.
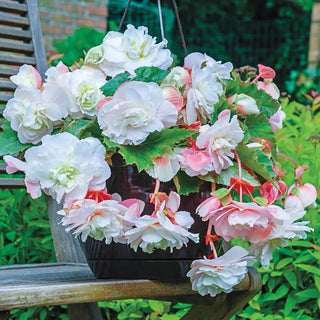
[81,154,212,280]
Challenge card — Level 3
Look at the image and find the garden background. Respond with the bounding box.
[1,0,320,319]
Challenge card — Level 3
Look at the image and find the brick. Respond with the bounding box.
[41,0,56,9]
[88,6,108,17]
[65,3,85,14]
[64,27,74,36]
[40,11,49,20]
[96,20,107,30]
[53,13,73,24]
[77,18,95,28]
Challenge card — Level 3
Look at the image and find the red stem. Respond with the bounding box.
[277,152,299,168]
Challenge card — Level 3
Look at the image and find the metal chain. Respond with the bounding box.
[157,0,165,41]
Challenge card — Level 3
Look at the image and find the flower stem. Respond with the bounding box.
[277,152,299,168]
[206,222,217,259]
[233,150,243,201]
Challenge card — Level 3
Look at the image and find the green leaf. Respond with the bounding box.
[212,188,229,199]
[211,95,230,123]
[174,171,204,195]
[236,142,275,181]
[296,288,318,300]
[249,300,260,311]
[213,164,259,186]
[274,284,289,299]
[226,77,279,117]
[276,257,294,270]
[245,112,277,158]
[315,276,320,293]
[66,119,96,138]
[254,197,268,206]
[284,293,298,316]
[100,72,130,96]
[106,128,196,172]
[133,66,169,83]
[0,122,33,156]
[283,269,297,289]
[148,300,164,313]
[295,264,320,276]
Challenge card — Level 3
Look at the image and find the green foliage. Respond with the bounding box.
[0,122,33,156]
[52,27,104,66]
[104,128,196,172]
[132,67,169,83]
[234,90,320,319]
[174,171,204,195]
[98,299,191,320]
[101,72,131,96]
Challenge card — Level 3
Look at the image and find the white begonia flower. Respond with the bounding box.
[10,64,42,89]
[15,132,110,203]
[125,192,199,253]
[56,66,106,118]
[248,199,313,269]
[196,110,244,174]
[45,61,69,84]
[98,81,178,145]
[187,246,255,297]
[233,93,260,115]
[84,44,105,65]
[3,85,69,144]
[59,198,130,244]
[98,24,173,77]
[161,66,191,91]
[186,66,223,124]
[145,153,180,182]
[184,52,233,80]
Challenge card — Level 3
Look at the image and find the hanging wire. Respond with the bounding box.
[157,0,165,41]
[171,0,188,56]
[118,0,132,31]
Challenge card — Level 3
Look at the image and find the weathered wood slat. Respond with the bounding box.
[0,26,31,41]
[0,80,16,90]
[0,66,18,77]
[0,53,35,66]
[0,263,255,311]
[0,93,12,104]
[0,178,25,187]
[0,39,33,54]
[0,13,29,28]
[0,163,7,172]
[0,1,27,15]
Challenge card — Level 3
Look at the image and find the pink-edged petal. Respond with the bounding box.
[3,155,27,173]
[167,191,180,213]
[161,85,184,112]
[26,179,42,198]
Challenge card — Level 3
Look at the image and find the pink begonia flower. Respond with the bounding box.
[257,64,276,80]
[59,197,145,243]
[201,200,275,243]
[10,64,42,89]
[294,166,309,181]
[259,181,287,205]
[229,93,259,116]
[125,191,198,253]
[287,183,317,208]
[161,85,184,112]
[269,107,286,131]
[257,81,280,100]
[187,246,256,297]
[145,153,180,182]
[196,110,244,174]
[196,196,221,218]
[177,145,212,177]
[4,132,111,203]
[98,81,177,145]
[249,199,313,269]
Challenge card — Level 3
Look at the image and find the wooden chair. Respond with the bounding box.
[0,1,262,319]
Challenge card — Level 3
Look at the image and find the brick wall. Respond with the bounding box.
[38,0,108,53]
